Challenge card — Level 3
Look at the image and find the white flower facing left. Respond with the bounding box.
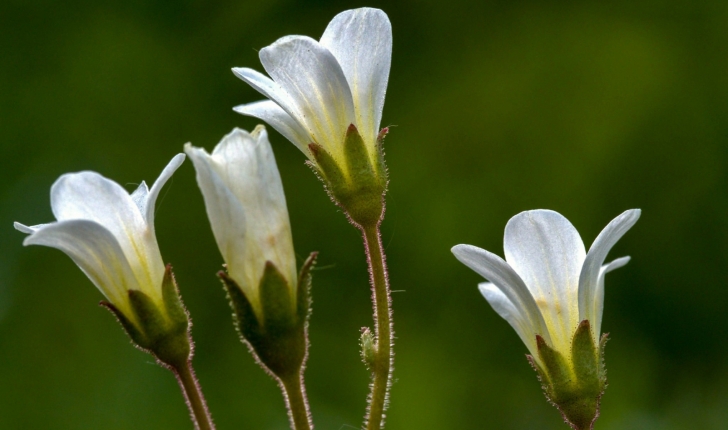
[451,209,640,360]
[14,154,186,321]
[232,7,392,174]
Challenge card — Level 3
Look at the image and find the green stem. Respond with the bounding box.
[173,360,215,430]
[362,224,393,430]
[281,372,313,430]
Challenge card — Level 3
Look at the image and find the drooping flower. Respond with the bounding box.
[232,8,392,226]
[15,154,216,427]
[451,209,640,430]
[14,154,186,324]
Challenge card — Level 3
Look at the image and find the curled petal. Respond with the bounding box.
[14,222,52,234]
[49,171,163,296]
[578,209,641,328]
[451,244,552,346]
[232,67,305,130]
[479,282,539,357]
[320,8,392,147]
[593,256,631,336]
[130,181,149,213]
[504,210,586,351]
[233,100,311,155]
[145,153,186,232]
[17,220,136,315]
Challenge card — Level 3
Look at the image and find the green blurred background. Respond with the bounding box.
[2,0,727,428]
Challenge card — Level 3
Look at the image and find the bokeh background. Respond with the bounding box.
[2,0,728,428]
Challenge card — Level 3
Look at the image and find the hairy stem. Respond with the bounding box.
[281,371,313,430]
[172,360,215,430]
[362,224,393,430]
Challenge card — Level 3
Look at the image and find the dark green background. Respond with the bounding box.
[2,0,727,428]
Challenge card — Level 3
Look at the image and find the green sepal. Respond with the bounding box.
[536,335,573,398]
[598,333,609,381]
[375,127,389,181]
[571,320,600,393]
[100,265,191,368]
[162,264,190,334]
[219,269,263,347]
[340,124,386,227]
[99,300,146,346]
[344,124,378,190]
[296,252,318,323]
[259,262,296,333]
[220,256,318,380]
[127,289,169,348]
[532,321,605,430]
[308,143,348,199]
[307,126,387,228]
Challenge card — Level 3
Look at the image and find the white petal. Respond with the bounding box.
[145,153,185,231]
[233,100,311,155]
[21,220,137,314]
[259,35,356,159]
[320,8,392,147]
[130,181,149,214]
[232,67,305,129]
[479,282,539,357]
[14,222,53,234]
[185,128,296,312]
[593,256,631,336]
[503,210,586,350]
[451,244,552,346]
[50,171,164,299]
[184,143,248,289]
[579,209,641,327]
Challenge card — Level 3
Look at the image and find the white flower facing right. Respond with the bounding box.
[232,7,392,173]
[451,209,640,360]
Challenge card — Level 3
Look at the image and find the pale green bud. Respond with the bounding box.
[360,327,377,371]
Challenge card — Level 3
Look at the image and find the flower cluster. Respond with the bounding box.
[10,6,643,430]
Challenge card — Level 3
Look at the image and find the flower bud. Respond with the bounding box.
[185,127,314,378]
[185,127,297,321]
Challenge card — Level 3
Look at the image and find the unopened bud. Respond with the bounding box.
[360,327,377,371]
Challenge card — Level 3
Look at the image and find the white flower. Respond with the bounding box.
[451,209,640,360]
[184,127,297,317]
[14,154,186,320]
[232,7,392,172]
